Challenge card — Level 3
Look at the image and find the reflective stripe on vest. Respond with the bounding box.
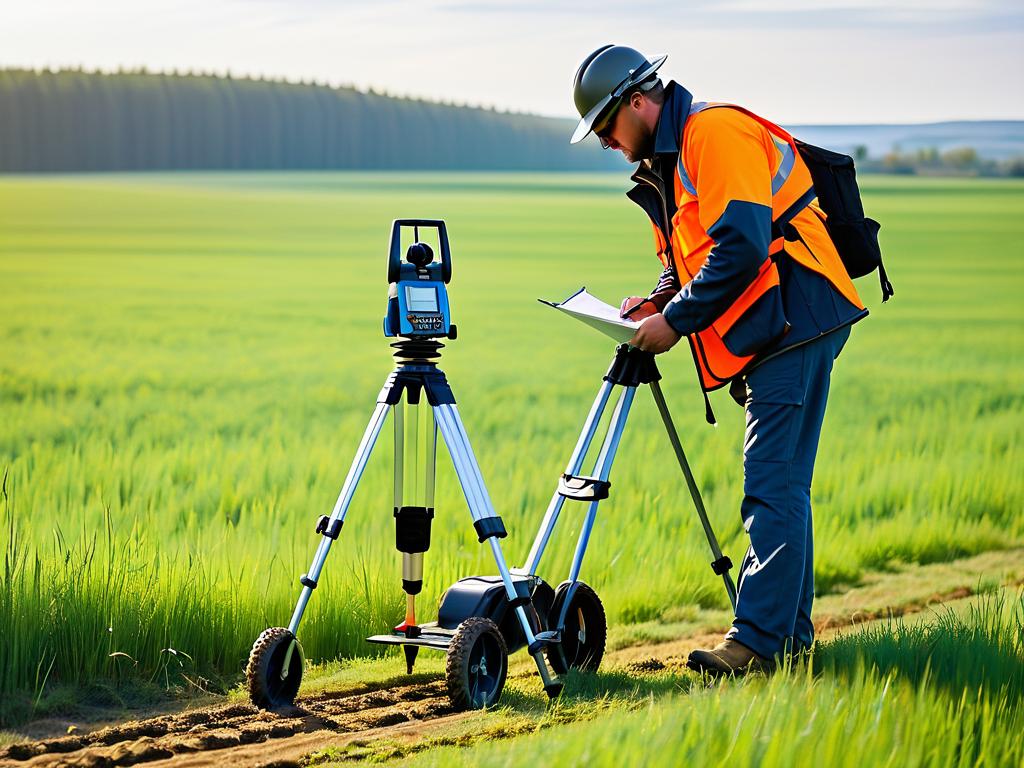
[771,135,795,195]
[677,103,799,202]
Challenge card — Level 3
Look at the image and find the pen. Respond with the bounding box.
[621,299,653,320]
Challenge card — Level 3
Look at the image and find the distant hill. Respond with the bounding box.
[0,68,1020,174]
[786,121,1024,161]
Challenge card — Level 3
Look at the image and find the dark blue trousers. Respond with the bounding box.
[725,326,850,659]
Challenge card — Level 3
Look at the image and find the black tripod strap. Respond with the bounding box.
[701,388,717,425]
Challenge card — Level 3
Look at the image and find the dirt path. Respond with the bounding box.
[1,682,467,768]
[2,548,1020,768]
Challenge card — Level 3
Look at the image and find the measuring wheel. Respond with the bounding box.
[547,582,606,674]
[246,627,304,709]
[445,617,508,710]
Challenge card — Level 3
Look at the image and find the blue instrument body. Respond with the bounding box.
[384,280,452,338]
[383,219,454,339]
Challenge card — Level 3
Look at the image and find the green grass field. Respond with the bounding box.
[1,172,1022,726]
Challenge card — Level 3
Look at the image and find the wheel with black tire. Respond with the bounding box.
[546,581,606,675]
[445,617,508,710]
[246,627,303,709]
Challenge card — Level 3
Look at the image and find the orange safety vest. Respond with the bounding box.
[655,103,864,391]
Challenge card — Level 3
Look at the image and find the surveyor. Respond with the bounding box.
[569,45,868,675]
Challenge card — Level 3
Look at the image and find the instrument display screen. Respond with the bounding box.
[406,285,439,313]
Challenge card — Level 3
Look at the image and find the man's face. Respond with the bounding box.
[596,93,657,163]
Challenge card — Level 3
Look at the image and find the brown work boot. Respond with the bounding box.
[686,639,774,677]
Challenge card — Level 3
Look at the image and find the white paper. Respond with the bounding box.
[539,287,641,343]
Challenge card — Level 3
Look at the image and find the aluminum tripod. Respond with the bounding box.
[522,343,738,613]
[285,338,561,694]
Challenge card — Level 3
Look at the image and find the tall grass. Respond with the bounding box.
[1,174,1022,717]
[817,593,1024,702]
[400,593,1024,767]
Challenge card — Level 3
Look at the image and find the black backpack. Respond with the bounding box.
[795,141,894,301]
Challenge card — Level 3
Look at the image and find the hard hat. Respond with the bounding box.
[570,45,667,144]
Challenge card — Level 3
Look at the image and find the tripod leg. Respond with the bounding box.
[287,401,391,635]
[402,408,436,675]
[394,397,435,656]
[649,380,737,611]
[567,387,636,584]
[524,380,614,574]
[433,404,495,520]
[393,400,415,632]
[434,403,562,696]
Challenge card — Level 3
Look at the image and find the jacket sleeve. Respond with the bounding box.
[662,109,775,336]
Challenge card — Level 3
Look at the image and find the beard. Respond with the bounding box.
[634,127,656,161]
[621,128,655,164]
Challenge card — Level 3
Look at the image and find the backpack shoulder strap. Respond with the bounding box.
[677,102,800,198]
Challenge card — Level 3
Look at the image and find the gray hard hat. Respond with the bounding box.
[570,44,667,144]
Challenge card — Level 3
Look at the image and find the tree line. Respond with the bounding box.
[855,145,1024,177]
[0,68,619,173]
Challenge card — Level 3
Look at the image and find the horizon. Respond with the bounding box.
[5,64,1024,127]
[2,1,1022,124]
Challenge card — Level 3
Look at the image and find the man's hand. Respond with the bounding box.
[629,313,682,354]
[619,296,658,320]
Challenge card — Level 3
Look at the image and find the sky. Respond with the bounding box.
[2,0,1022,124]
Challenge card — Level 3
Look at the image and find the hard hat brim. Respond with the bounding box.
[570,93,615,144]
[569,54,667,145]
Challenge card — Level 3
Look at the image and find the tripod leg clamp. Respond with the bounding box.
[503,577,531,609]
[711,556,733,576]
[557,473,610,501]
[473,516,507,543]
[395,506,434,553]
[316,515,343,540]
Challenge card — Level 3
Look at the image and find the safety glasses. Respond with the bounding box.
[593,99,623,148]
